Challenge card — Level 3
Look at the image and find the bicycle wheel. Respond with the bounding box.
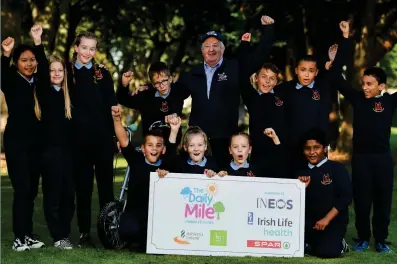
[97,201,128,249]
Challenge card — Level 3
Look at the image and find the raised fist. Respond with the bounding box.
[167,115,181,131]
[111,105,122,120]
[241,33,251,42]
[261,15,274,25]
[30,24,43,45]
[339,21,349,38]
[264,128,277,138]
[2,37,15,54]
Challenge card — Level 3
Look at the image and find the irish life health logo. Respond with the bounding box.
[180,183,225,224]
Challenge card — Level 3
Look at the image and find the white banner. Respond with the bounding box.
[146,173,305,257]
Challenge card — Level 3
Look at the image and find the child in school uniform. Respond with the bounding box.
[167,116,224,177]
[1,25,46,251]
[239,37,287,177]
[33,42,74,248]
[331,62,395,252]
[68,31,118,247]
[275,21,352,175]
[224,132,256,177]
[298,128,351,258]
[117,62,188,144]
[238,29,290,178]
[111,106,169,252]
[223,129,281,177]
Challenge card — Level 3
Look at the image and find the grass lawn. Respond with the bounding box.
[1,145,397,264]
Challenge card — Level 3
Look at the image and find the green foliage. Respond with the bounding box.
[380,45,397,88]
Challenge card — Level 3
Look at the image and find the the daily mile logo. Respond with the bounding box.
[180,183,225,224]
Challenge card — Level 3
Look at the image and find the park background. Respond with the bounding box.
[1,0,397,263]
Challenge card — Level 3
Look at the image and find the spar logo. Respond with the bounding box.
[180,184,225,223]
[247,240,282,249]
[247,240,291,249]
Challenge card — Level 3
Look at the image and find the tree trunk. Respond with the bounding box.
[63,1,83,65]
[48,1,61,54]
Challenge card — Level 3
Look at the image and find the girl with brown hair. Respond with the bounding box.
[67,31,117,247]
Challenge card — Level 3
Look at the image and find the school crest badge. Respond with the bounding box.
[312,90,320,100]
[247,171,255,177]
[274,96,283,106]
[373,102,384,113]
[321,173,332,185]
[217,72,228,81]
[160,101,169,113]
[95,69,103,80]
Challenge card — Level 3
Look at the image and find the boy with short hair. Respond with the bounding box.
[239,58,287,177]
[111,105,170,252]
[117,62,188,143]
[298,128,352,258]
[332,65,394,253]
[276,21,352,174]
[238,29,287,178]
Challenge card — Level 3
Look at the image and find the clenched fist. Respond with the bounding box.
[111,105,122,121]
[30,24,43,45]
[339,21,349,38]
[241,33,251,42]
[2,37,15,56]
[261,15,274,25]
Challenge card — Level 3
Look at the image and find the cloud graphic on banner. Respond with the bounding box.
[180,187,192,197]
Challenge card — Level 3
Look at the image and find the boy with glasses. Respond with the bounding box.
[117,62,189,143]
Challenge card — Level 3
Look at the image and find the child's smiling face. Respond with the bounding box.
[141,135,166,163]
[229,135,251,166]
[361,75,385,98]
[74,37,97,65]
[303,139,327,165]
[50,61,65,86]
[256,68,278,93]
[17,50,37,79]
[295,61,318,86]
[184,134,207,163]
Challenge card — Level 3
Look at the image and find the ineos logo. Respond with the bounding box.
[256,198,293,210]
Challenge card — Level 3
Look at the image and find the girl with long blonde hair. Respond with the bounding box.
[34,53,75,249]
